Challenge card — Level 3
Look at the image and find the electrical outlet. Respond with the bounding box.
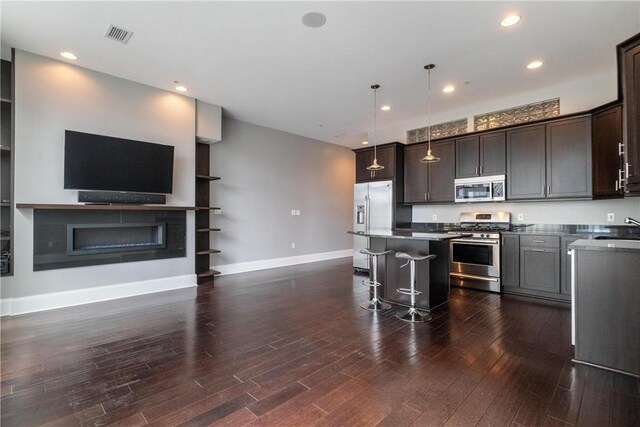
[213,209,222,215]
[291,242,295,249]
[291,209,295,216]
[432,214,437,221]
[517,213,524,221]
[296,210,301,215]
[607,212,615,222]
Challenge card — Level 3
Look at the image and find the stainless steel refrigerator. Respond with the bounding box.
[353,180,395,271]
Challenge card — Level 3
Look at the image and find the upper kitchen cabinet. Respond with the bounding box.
[507,116,592,200]
[403,140,455,203]
[196,100,222,144]
[592,103,623,198]
[353,142,403,183]
[619,33,640,194]
[507,124,547,200]
[546,116,592,198]
[455,132,505,178]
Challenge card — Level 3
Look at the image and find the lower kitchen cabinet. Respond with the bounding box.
[501,233,570,302]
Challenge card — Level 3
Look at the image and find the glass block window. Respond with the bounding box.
[406,118,468,143]
[474,98,560,131]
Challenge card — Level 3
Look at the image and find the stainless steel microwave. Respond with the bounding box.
[454,175,505,203]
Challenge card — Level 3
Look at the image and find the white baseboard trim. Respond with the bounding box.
[213,249,353,276]
[1,274,197,316]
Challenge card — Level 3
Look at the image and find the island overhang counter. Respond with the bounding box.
[349,230,470,312]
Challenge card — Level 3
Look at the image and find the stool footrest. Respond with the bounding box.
[396,288,422,296]
[362,280,382,288]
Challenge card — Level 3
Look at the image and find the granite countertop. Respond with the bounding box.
[349,229,471,241]
[570,238,640,253]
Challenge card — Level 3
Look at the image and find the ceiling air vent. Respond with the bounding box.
[104,24,133,44]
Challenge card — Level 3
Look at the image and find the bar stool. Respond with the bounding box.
[395,252,437,323]
[360,248,392,311]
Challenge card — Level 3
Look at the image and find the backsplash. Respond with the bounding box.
[412,198,640,225]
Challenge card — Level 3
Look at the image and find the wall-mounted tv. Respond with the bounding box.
[64,130,174,194]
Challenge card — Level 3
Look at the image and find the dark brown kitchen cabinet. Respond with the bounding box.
[403,140,455,203]
[546,116,592,198]
[403,144,428,203]
[506,124,547,200]
[592,104,623,198]
[507,117,592,201]
[619,33,640,194]
[354,143,402,183]
[501,233,520,290]
[519,235,561,295]
[456,132,505,178]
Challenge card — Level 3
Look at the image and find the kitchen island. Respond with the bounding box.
[569,238,640,377]
[349,229,469,312]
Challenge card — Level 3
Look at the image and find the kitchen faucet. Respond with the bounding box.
[624,217,640,227]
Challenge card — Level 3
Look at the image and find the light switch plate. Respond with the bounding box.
[432,214,437,221]
[517,213,524,221]
[607,213,615,222]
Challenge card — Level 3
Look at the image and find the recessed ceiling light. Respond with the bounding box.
[362,141,369,145]
[500,15,521,27]
[443,85,455,93]
[60,51,78,60]
[302,12,327,28]
[527,61,543,69]
[380,105,391,111]
[175,85,188,92]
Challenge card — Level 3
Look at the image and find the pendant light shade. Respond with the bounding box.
[366,84,385,171]
[420,64,440,164]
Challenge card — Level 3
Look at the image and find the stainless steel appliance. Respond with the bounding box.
[449,212,511,293]
[454,175,505,203]
[353,180,395,272]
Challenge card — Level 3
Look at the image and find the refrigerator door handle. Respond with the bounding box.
[365,194,370,232]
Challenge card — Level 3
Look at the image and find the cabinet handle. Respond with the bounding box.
[619,142,625,156]
[619,168,626,186]
[424,192,427,201]
[542,185,546,196]
[480,165,483,175]
[531,248,545,252]
[547,185,551,195]
[533,240,545,243]
[626,162,631,178]
[475,166,479,175]
[615,180,619,191]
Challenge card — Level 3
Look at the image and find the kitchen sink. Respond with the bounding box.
[594,236,640,241]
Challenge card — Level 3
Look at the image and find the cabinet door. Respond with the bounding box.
[561,237,580,296]
[480,132,506,176]
[592,106,623,197]
[546,117,592,198]
[428,140,455,202]
[520,247,561,293]
[624,42,640,192]
[507,125,546,200]
[501,234,520,289]
[355,150,374,183]
[404,144,428,203]
[371,145,396,181]
[455,136,479,178]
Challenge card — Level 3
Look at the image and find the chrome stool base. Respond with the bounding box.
[361,299,392,311]
[396,308,432,323]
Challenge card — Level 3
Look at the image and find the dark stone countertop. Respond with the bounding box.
[349,229,471,241]
[570,239,640,253]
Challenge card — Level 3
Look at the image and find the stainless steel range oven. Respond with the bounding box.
[449,212,510,293]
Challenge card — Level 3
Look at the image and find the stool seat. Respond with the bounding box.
[395,252,436,262]
[360,248,393,257]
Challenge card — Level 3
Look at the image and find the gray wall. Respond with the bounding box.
[3,50,196,299]
[210,118,354,266]
[413,198,640,225]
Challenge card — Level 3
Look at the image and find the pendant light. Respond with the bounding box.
[420,64,440,163]
[366,84,385,171]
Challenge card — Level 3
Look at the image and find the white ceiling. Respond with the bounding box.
[2,1,639,148]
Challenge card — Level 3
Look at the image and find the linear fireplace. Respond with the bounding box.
[67,223,166,255]
[33,209,186,271]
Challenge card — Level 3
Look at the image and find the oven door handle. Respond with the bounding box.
[450,273,499,282]
[451,239,500,245]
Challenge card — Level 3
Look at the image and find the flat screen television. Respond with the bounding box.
[64,130,174,194]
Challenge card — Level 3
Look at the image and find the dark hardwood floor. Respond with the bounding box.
[1,257,638,426]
